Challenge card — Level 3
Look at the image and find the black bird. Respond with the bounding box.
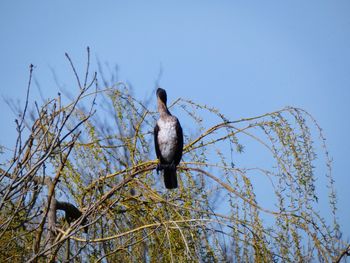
[154,88,183,189]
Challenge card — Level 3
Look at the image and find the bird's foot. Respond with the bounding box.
[156,163,175,173]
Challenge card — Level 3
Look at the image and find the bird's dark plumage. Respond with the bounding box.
[154,88,183,189]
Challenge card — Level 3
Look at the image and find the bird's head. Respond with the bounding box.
[156,88,167,104]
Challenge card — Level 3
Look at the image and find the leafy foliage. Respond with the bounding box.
[0,49,347,262]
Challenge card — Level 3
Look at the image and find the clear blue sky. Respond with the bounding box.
[1,1,349,238]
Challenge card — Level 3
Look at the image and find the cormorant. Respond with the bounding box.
[154,88,183,189]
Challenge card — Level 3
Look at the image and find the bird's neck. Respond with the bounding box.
[157,99,171,118]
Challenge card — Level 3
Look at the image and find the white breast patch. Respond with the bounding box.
[157,117,178,163]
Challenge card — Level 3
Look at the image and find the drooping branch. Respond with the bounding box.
[335,245,350,263]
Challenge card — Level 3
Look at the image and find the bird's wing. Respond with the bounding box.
[174,119,183,165]
[154,124,161,159]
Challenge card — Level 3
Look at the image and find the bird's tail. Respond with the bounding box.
[163,166,178,189]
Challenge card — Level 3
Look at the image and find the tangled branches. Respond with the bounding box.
[0,49,347,262]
